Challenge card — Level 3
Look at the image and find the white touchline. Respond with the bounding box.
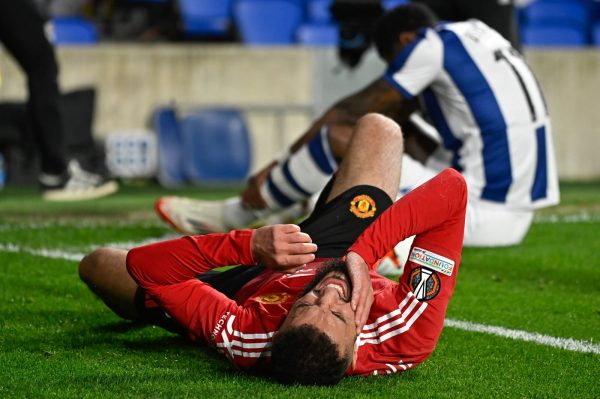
[0,211,596,234]
[0,234,176,263]
[1,240,598,356]
[0,220,163,232]
[0,242,86,262]
[534,212,600,224]
[444,319,600,355]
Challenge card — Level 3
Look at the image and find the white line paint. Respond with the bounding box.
[0,233,176,263]
[1,241,598,356]
[0,210,598,235]
[0,220,163,232]
[444,319,600,355]
[0,243,86,262]
[534,212,600,224]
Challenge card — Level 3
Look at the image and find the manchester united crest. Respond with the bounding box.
[256,292,290,304]
[350,195,376,218]
[408,267,441,301]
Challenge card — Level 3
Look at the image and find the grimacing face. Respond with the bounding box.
[278,260,358,361]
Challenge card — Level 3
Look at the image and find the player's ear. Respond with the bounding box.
[398,31,417,47]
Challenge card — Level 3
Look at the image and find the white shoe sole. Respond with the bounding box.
[155,197,224,235]
[43,181,119,201]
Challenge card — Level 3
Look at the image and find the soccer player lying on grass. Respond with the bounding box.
[79,113,467,385]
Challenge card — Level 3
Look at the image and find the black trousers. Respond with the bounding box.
[0,0,67,174]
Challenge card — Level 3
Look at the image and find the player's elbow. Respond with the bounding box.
[79,247,113,285]
[440,168,465,186]
[441,168,467,209]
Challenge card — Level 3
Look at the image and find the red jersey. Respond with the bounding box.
[127,168,467,376]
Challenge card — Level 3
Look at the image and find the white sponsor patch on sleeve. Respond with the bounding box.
[408,247,455,276]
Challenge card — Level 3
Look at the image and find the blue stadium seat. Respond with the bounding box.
[234,0,304,44]
[383,0,409,10]
[153,106,186,188]
[128,0,169,3]
[307,0,333,23]
[177,0,233,37]
[522,0,590,29]
[592,22,600,45]
[521,25,588,47]
[180,108,251,185]
[297,23,338,45]
[51,17,98,45]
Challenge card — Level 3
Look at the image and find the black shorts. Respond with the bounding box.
[195,177,392,291]
[298,177,392,258]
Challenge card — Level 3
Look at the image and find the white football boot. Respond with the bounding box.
[156,196,231,234]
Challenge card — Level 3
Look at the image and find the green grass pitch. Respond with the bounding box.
[0,182,599,398]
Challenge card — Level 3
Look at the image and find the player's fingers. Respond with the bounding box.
[356,308,368,334]
[350,272,366,310]
[286,242,317,255]
[351,278,373,333]
[278,224,301,234]
[354,293,373,334]
[285,231,313,244]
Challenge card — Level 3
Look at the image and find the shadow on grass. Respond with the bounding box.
[98,320,149,333]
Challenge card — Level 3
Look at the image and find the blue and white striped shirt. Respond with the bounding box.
[385,20,559,209]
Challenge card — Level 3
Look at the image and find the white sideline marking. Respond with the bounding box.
[0,220,162,232]
[1,241,598,356]
[534,212,600,224]
[0,234,176,263]
[0,243,85,262]
[445,319,600,355]
[0,210,597,234]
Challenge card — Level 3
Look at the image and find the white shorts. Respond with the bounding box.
[399,155,534,248]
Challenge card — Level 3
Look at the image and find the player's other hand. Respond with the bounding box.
[346,251,373,335]
[241,161,277,209]
[251,224,317,272]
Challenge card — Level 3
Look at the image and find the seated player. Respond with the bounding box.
[156,3,557,253]
[79,113,467,385]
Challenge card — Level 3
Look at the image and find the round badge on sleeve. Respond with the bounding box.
[256,292,290,304]
[408,267,441,301]
[349,195,376,218]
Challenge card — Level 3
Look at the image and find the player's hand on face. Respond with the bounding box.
[241,161,278,209]
[251,224,317,272]
[346,251,373,335]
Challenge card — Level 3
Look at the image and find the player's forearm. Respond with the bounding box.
[349,168,467,268]
[288,106,359,156]
[126,231,255,289]
[288,78,405,155]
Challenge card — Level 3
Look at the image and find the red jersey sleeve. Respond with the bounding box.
[348,168,467,269]
[127,230,255,287]
[348,169,467,376]
[125,231,262,353]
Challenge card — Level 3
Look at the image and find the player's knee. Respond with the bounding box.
[356,113,403,143]
[78,247,110,285]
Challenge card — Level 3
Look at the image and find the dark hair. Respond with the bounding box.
[270,324,351,386]
[374,4,438,60]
